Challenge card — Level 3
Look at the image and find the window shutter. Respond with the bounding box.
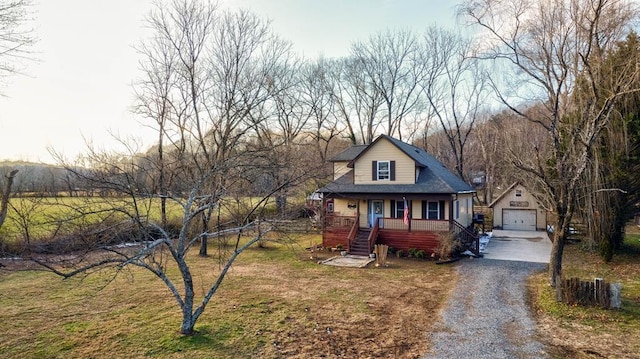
[390,200,396,218]
[390,161,396,181]
[439,200,445,220]
[372,161,377,181]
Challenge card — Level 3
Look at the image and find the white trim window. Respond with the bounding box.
[377,161,390,180]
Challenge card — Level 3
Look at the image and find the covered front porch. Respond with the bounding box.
[322,215,479,257]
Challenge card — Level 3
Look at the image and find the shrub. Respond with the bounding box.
[415,250,425,259]
[396,250,404,258]
[436,232,461,260]
[408,248,418,257]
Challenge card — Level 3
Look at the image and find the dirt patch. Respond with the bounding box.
[250,250,457,358]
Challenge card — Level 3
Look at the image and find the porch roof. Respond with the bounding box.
[318,168,474,195]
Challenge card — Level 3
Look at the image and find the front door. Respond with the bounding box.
[369,200,384,228]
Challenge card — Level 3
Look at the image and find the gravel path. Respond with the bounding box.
[423,259,549,359]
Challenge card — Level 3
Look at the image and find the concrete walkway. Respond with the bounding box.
[482,230,552,264]
[321,255,374,268]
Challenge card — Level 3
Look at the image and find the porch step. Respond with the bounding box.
[355,229,370,241]
[349,229,372,256]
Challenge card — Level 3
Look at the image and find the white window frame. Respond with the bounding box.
[377,161,390,180]
[427,201,439,220]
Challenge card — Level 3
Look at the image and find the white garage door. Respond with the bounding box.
[503,209,537,231]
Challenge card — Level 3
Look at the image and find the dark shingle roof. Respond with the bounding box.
[328,145,367,162]
[318,135,474,195]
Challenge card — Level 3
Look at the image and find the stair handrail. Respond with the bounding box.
[367,218,380,254]
[346,217,359,252]
[449,219,480,255]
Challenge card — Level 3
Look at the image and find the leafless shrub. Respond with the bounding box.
[436,232,461,260]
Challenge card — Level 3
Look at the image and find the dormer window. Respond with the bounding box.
[378,161,390,180]
[515,189,522,197]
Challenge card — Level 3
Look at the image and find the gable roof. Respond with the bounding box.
[318,135,474,195]
[488,182,519,208]
[488,182,549,210]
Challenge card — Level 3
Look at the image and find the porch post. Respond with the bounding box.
[404,196,411,232]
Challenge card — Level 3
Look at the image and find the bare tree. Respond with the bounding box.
[422,27,489,181]
[461,0,640,285]
[330,56,384,144]
[351,29,427,141]
[139,2,293,256]
[0,169,18,230]
[0,0,34,230]
[43,147,310,335]
[299,57,341,163]
[0,0,34,83]
[133,7,183,229]
[33,2,315,336]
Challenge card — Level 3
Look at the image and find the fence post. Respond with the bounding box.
[610,283,622,309]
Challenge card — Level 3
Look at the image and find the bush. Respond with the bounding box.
[408,248,418,257]
[415,250,425,259]
[436,232,461,260]
[396,250,404,258]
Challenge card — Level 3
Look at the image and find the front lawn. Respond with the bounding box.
[0,234,455,358]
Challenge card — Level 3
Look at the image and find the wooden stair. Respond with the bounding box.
[349,229,371,256]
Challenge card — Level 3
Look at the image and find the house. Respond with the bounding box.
[317,135,479,256]
[489,182,547,231]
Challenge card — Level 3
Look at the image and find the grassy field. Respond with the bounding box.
[0,234,456,358]
[0,195,282,249]
[529,228,640,358]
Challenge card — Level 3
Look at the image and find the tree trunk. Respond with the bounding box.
[199,209,211,256]
[199,233,208,257]
[180,309,196,335]
[549,212,569,287]
[0,169,18,230]
[549,231,566,287]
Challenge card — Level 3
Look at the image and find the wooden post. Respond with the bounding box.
[610,283,622,309]
[557,277,622,309]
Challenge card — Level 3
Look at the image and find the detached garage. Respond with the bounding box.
[489,183,547,231]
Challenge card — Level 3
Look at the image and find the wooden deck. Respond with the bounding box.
[322,216,479,256]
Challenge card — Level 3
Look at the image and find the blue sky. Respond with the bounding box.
[0,0,461,164]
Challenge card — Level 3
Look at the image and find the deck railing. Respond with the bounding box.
[324,215,357,229]
[377,218,450,232]
[450,220,480,255]
[325,215,480,255]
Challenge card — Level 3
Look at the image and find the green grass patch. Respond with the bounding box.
[529,229,640,358]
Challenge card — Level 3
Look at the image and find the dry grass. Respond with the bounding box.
[0,235,456,358]
[529,226,640,359]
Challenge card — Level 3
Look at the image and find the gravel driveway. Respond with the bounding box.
[423,259,549,359]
